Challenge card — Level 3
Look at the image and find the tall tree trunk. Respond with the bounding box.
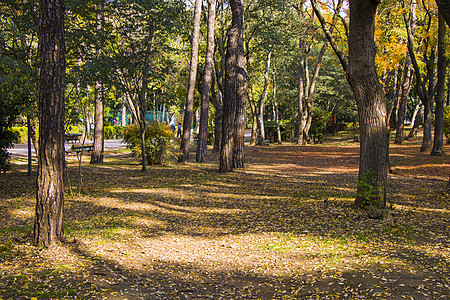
[220,0,244,172]
[395,57,413,144]
[436,0,450,27]
[257,49,271,145]
[34,0,65,247]
[248,80,258,146]
[348,0,388,208]
[121,97,127,126]
[90,83,104,163]
[297,49,306,145]
[180,0,202,163]
[232,0,247,168]
[273,70,282,145]
[210,72,223,153]
[91,2,104,164]
[431,12,446,156]
[196,0,216,162]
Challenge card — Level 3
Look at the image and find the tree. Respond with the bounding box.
[431,12,447,156]
[90,1,105,164]
[220,0,246,172]
[435,0,450,26]
[179,0,202,163]
[34,0,66,246]
[405,2,439,152]
[196,0,216,162]
[312,0,388,208]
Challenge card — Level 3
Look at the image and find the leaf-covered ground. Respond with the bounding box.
[0,136,449,299]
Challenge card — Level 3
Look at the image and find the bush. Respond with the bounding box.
[123,122,175,165]
[0,129,18,172]
[310,108,332,144]
[11,127,27,144]
[66,125,81,134]
[444,106,450,144]
[104,126,125,139]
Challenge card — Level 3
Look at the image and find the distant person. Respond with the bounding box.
[177,123,182,138]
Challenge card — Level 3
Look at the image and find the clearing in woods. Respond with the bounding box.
[0,136,449,299]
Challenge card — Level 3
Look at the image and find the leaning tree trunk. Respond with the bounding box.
[34,0,66,247]
[232,0,247,169]
[180,0,202,163]
[257,50,271,145]
[348,0,389,208]
[431,12,446,156]
[196,0,216,162]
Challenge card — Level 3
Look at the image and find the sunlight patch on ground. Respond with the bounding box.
[9,208,33,220]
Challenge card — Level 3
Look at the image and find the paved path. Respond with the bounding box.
[9,139,127,158]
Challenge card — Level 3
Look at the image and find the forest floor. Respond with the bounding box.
[0,132,449,299]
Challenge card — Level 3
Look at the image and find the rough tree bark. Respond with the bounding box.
[220,0,246,172]
[431,12,446,156]
[196,0,216,162]
[232,0,247,168]
[179,0,202,163]
[34,0,66,247]
[312,0,388,208]
[348,0,389,208]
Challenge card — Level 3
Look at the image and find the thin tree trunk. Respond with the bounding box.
[395,57,413,144]
[431,12,446,156]
[121,97,127,126]
[27,115,32,176]
[248,80,258,146]
[273,71,282,144]
[196,0,216,162]
[34,0,65,247]
[90,82,104,163]
[297,50,305,145]
[180,0,202,163]
[91,3,104,164]
[257,49,271,145]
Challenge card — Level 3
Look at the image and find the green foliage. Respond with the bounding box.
[444,106,450,143]
[10,127,27,144]
[310,107,332,144]
[123,122,175,165]
[356,170,382,208]
[104,126,125,139]
[65,125,81,134]
[0,129,18,172]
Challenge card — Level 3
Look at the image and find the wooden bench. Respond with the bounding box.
[70,144,93,154]
[65,133,82,143]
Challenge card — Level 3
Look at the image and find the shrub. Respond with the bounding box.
[310,107,332,144]
[66,125,81,134]
[11,127,27,144]
[123,122,176,165]
[0,129,18,172]
[444,106,450,144]
[105,126,125,139]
